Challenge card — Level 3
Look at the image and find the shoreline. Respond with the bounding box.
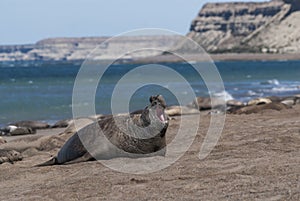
[1,53,300,66]
[211,53,300,62]
[1,94,300,129]
[1,93,299,136]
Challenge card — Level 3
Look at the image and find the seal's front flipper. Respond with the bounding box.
[35,157,58,167]
[64,152,94,165]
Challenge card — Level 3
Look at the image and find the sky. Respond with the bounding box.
[0,0,268,45]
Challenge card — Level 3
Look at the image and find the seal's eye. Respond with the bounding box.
[151,100,157,106]
[149,95,157,103]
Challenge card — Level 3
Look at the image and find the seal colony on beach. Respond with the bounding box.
[37,95,169,166]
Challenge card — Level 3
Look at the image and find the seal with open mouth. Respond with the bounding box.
[37,95,168,166]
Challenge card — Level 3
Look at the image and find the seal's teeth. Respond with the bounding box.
[159,114,165,122]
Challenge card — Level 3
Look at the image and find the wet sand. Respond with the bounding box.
[0,105,299,200]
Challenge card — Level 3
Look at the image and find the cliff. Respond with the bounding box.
[0,36,180,62]
[181,0,300,53]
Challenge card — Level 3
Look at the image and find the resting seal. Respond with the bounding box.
[247,98,272,106]
[37,95,168,166]
[229,102,290,114]
[165,105,199,116]
[10,121,50,130]
[0,125,17,135]
[0,125,36,136]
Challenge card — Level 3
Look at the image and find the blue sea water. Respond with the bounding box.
[0,60,299,126]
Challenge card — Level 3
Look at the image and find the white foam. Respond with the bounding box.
[247,90,263,97]
[270,86,299,92]
[267,79,280,85]
[211,91,234,101]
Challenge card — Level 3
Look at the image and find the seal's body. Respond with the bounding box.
[37,95,168,166]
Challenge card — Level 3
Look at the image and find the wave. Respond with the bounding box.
[211,90,234,101]
[260,79,280,86]
[247,90,264,97]
[264,86,300,93]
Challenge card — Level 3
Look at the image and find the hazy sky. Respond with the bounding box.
[1,0,267,45]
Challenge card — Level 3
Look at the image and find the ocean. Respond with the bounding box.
[0,60,299,126]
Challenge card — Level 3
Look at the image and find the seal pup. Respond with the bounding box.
[37,95,169,166]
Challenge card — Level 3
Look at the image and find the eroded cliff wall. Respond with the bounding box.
[0,36,180,62]
[185,0,300,53]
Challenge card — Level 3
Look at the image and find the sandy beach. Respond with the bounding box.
[0,104,299,200]
[1,0,300,199]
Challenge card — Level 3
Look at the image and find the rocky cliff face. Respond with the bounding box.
[184,0,300,53]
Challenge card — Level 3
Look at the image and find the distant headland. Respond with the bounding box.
[1,0,300,63]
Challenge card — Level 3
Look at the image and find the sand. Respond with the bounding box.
[0,105,299,200]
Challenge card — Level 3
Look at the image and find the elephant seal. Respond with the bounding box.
[10,127,36,136]
[247,98,272,106]
[226,100,244,107]
[0,125,17,135]
[165,105,199,116]
[37,95,169,166]
[51,119,73,128]
[230,102,290,115]
[10,121,50,130]
[267,95,300,106]
[0,125,36,136]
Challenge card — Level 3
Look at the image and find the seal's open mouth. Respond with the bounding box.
[156,107,166,123]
